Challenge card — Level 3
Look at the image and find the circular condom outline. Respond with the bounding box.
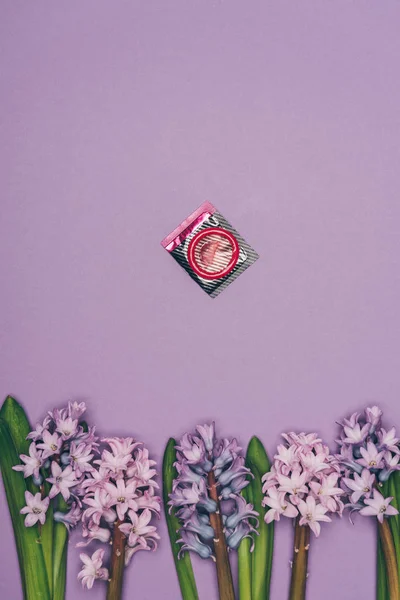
[187,227,240,280]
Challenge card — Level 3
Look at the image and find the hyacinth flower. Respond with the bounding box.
[77,439,161,599]
[262,432,343,600]
[169,423,258,600]
[11,398,97,599]
[336,406,400,599]
[8,402,92,599]
[11,398,160,600]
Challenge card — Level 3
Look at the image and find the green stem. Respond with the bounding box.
[106,521,126,600]
[208,469,235,600]
[378,519,399,600]
[289,520,310,600]
[238,483,252,600]
[52,497,69,600]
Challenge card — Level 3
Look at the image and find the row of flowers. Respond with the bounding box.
[3,397,400,600]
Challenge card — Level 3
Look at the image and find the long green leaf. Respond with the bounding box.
[0,396,32,456]
[238,481,253,600]
[53,540,68,600]
[391,471,400,585]
[0,417,51,600]
[53,497,69,600]
[162,438,199,600]
[388,474,399,529]
[377,536,388,600]
[246,436,274,600]
[377,480,391,600]
[388,475,400,569]
[377,534,389,600]
[0,396,54,596]
[41,482,54,598]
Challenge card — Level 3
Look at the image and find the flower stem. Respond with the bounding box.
[378,518,400,600]
[289,519,310,600]
[106,520,126,600]
[208,470,235,600]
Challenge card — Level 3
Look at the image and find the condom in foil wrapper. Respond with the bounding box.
[161,202,259,298]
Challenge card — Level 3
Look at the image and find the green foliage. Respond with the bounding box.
[0,413,51,600]
[239,436,274,600]
[162,438,199,600]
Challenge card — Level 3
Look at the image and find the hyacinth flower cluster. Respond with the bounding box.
[336,406,400,599]
[13,401,160,599]
[169,423,258,600]
[262,432,344,600]
[262,431,344,536]
[336,406,399,520]
[13,400,96,529]
[77,436,161,596]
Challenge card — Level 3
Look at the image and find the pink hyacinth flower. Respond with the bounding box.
[13,443,43,479]
[298,495,331,537]
[359,489,399,523]
[104,478,138,521]
[119,508,160,548]
[357,442,385,470]
[78,549,109,590]
[37,430,62,459]
[47,462,78,501]
[20,491,50,527]
[263,487,298,523]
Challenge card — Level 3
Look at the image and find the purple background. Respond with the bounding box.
[1,2,400,598]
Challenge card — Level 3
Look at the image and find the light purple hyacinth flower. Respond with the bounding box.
[14,400,160,594]
[182,511,215,541]
[262,430,343,537]
[225,520,257,551]
[169,479,217,514]
[54,503,82,530]
[336,405,400,523]
[224,495,259,530]
[78,549,109,590]
[177,530,215,560]
[342,469,375,504]
[13,443,43,479]
[170,423,257,560]
[359,489,398,523]
[20,491,50,527]
[77,435,161,582]
[118,509,160,549]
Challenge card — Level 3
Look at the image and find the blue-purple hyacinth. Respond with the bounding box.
[169,423,258,560]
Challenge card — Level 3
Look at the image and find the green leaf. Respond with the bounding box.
[53,497,69,600]
[0,396,54,596]
[377,480,391,600]
[246,436,274,600]
[162,438,199,600]
[388,474,400,529]
[390,471,400,585]
[238,481,253,600]
[377,535,389,600]
[40,479,54,598]
[0,396,32,456]
[0,417,51,600]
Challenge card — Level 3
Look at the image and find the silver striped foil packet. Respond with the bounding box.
[161,202,259,298]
